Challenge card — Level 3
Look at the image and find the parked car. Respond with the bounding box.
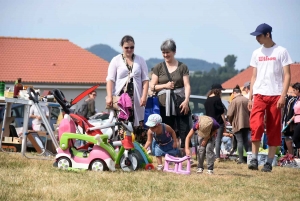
[0,102,61,131]
[189,95,229,116]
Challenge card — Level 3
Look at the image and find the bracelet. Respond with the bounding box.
[153,85,156,92]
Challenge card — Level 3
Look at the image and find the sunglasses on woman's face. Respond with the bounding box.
[92,94,97,96]
[124,46,134,50]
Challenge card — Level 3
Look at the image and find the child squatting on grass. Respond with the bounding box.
[143,114,178,171]
[185,115,220,174]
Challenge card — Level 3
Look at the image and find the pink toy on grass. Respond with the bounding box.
[163,154,191,175]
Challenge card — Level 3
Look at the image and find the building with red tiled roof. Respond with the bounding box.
[221,64,300,100]
[0,37,110,111]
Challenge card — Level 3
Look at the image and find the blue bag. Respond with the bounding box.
[144,96,160,128]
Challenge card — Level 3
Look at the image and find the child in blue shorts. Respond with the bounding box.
[185,115,220,174]
[144,114,178,170]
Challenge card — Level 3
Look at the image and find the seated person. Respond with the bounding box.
[221,132,234,153]
[29,104,49,131]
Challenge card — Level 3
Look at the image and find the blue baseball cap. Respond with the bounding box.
[250,23,272,36]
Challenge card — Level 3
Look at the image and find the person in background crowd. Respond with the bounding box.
[243,81,251,99]
[227,85,250,164]
[204,83,226,162]
[282,84,297,155]
[150,39,191,154]
[291,83,300,155]
[29,104,49,131]
[86,91,97,119]
[248,23,292,172]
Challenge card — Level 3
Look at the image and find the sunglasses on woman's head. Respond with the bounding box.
[124,46,134,50]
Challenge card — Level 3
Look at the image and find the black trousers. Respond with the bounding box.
[293,123,300,148]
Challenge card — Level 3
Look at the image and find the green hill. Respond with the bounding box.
[146,58,220,72]
[86,44,221,72]
[86,44,119,62]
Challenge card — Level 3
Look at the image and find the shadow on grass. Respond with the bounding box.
[216,173,253,178]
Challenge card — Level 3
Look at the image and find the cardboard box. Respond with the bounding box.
[2,137,12,143]
[2,136,21,144]
[4,91,14,98]
[2,136,22,152]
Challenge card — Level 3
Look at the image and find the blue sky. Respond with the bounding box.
[1,0,299,70]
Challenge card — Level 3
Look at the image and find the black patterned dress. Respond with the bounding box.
[117,54,146,142]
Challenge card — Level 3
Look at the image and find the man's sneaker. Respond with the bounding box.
[196,168,204,173]
[248,159,258,170]
[157,165,163,171]
[261,162,272,172]
[207,170,214,175]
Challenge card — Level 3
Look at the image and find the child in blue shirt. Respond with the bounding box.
[144,114,178,170]
[185,115,220,174]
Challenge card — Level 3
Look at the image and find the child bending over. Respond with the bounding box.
[144,114,178,170]
[185,115,220,174]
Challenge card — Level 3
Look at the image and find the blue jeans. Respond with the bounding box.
[221,136,232,152]
[215,124,224,158]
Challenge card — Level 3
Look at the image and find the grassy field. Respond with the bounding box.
[0,152,300,201]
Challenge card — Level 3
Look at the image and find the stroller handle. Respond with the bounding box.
[27,87,39,103]
[52,89,70,114]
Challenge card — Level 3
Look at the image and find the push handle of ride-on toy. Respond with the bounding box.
[88,122,122,131]
[27,87,39,103]
[121,121,133,133]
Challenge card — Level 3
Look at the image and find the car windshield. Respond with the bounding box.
[189,96,228,116]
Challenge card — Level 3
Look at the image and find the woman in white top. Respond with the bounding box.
[106,35,149,129]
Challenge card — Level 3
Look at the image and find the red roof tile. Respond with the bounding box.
[222,64,300,88]
[0,37,109,84]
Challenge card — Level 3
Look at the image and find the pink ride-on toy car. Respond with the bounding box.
[55,133,116,171]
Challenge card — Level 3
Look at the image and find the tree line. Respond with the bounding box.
[190,55,242,96]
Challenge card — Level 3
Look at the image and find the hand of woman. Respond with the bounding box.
[140,97,147,107]
[165,81,174,89]
[179,100,190,115]
[106,96,113,107]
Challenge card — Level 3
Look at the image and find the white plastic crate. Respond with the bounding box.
[247,152,278,166]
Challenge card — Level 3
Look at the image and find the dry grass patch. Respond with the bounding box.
[0,152,300,201]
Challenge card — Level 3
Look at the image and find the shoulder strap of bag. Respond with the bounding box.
[163,62,177,108]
